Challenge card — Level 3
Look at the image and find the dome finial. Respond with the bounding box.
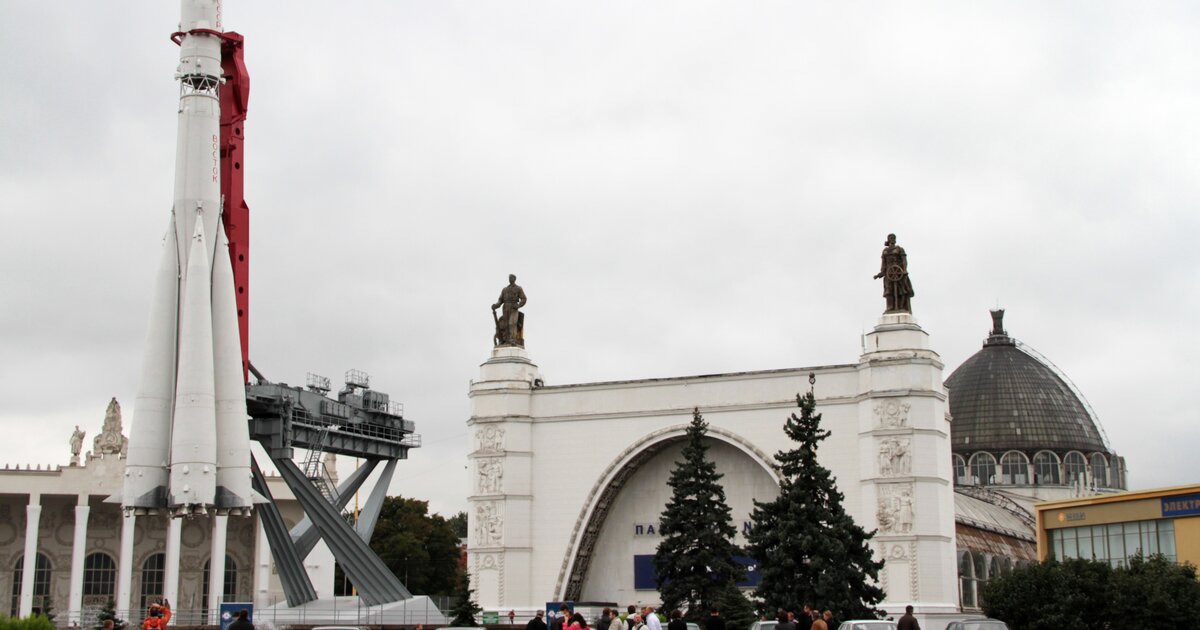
[990,309,1005,336]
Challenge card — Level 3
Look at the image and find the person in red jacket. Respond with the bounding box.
[142,600,171,630]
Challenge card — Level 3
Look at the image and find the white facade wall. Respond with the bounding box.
[468,313,957,616]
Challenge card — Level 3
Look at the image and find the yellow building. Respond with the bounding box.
[1035,484,1200,567]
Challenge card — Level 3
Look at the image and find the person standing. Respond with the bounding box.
[642,607,663,630]
[667,610,686,630]
[896,605,920,630]
[775,609,796,630]
[627,606,639,630]
[704,607,726,630]
[798,605,813,630]
[527,610,548,630]
[821,611,835,630]
[228,610,254,630]
[598,608,613,630]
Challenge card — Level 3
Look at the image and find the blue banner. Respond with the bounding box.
[633,555,761,590]
[1162,493,1200,518]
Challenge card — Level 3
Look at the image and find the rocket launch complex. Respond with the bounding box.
[112,0,423,615]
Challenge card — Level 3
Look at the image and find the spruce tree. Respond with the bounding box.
[747,391,885,620]
[654,409,745,620]
[449,569,483,626]
[95,598,126,630]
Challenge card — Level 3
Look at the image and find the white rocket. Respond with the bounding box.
[118,0,255,517]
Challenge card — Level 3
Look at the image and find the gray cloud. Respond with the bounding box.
[2,1,1197,515]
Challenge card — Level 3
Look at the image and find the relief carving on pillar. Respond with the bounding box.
[876,483,915,534]
[909,541,920,599]
[476,458,504,495]
[476,426,506,453]
[877,438,911,477]
[874,399,911,428]
[474,501,503,547]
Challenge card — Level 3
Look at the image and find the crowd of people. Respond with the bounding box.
[525,604,841,630]
[767,606,838,630]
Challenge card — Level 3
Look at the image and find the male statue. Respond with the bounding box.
[492,274,528,347]
[873,233,914,313]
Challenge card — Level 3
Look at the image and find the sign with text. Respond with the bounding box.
[1162,493,1200,518]
[633,555,761,590]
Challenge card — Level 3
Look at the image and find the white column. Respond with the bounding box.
[208,515,228,624]
[252,515,270,610]
[68,497,92,624]
[117,513,136,620]
[164,518,182,612]
[19,495,42,617]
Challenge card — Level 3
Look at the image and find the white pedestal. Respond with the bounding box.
[468,346,539,609]
[857,313,958,614]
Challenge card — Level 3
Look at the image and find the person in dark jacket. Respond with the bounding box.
[228,609,254,630]
[597,608,613,630]
[527,610,548,630]
[896,605,920,630]
[704,606,726,630]
[666,610,686,630]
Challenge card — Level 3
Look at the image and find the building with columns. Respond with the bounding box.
[468,311,960,621]
[0,400,336,626]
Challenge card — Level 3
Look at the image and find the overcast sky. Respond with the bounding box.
[2,2,1197,517]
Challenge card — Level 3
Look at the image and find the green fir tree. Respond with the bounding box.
[747,391,885,620]
[94,598,126,630]
[654,409,745,620]
[449,569,483,626]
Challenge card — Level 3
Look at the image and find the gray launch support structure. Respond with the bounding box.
[246,370,420,606]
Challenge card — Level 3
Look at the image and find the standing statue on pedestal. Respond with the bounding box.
[873,233,914,313]
[69,426,86,466]
[492,274,528,347]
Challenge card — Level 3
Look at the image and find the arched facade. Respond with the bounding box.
[561,431,778,603]
[468,312,958,616]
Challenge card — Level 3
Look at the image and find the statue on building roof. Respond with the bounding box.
[69,426,86,466]
[491,274,527,348]
[873,233,914,313]
[93,397,130,457]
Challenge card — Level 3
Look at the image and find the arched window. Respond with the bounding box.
[968,452,997,486]
[959,551,976,609]
[1090,453,1109,488]
[989,555,1005,582]
[10,553,52,617]
[1033,451,1061,485]
[999,451,1029,485]
[974,553,989,605]
[1064,452,1087,487]
[140,553,165,611]
[84,553,117,597]
[953,455,968,485]
[201,555,238,610]
[1112,457,1126,489]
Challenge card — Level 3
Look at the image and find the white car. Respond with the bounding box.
[748,621,778,630]
[945,621,1010,630]
[835,621,897,630]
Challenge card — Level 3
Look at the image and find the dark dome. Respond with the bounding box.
[946,310,1108,454]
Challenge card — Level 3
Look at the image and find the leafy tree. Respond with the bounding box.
[367,496,463,596]
[984,554,1200,630]
[746,392,885,620]
[654,410,745,620]
[982,558,1111,629]
[449,570,482,626]
[95,598,126,630]
[448,511,469,538]
[1108,553,1200,627]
